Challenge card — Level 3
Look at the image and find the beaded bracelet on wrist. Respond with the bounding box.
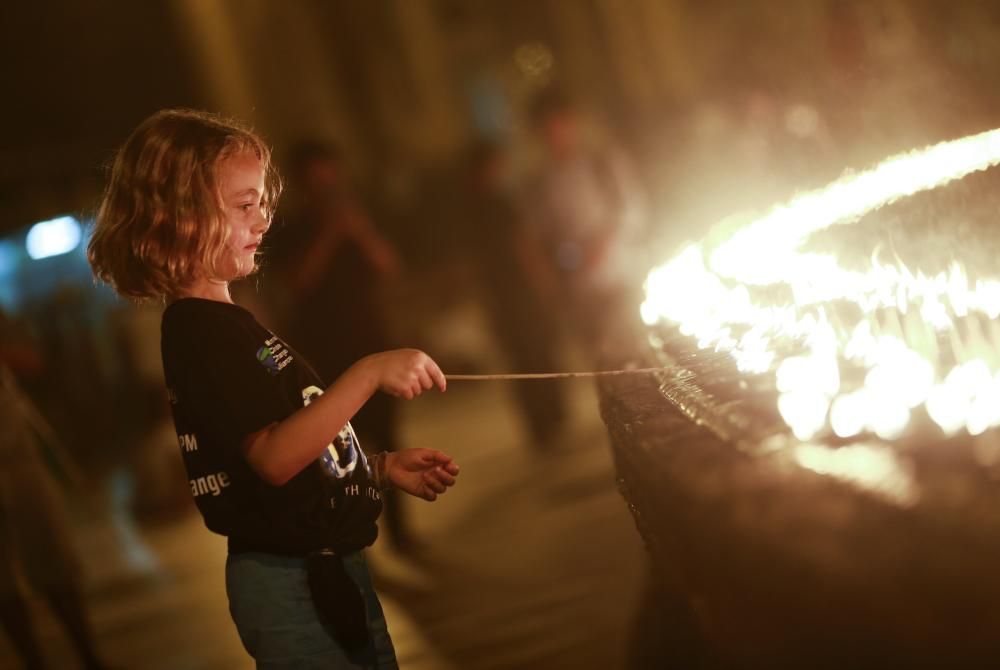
[371,451,391,492]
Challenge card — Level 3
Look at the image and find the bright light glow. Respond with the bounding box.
[861,338,935,409]
[829,390,870,438]
[25,216,82,260]
[793,442,918,506]
[642,128,1000,440]
[778,391,830,441]
[710,127,1000,286]
[925,361,1000,436]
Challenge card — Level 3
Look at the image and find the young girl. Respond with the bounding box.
[88,108,459,669]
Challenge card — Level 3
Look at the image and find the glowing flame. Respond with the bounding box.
[793,442,918,506]
[710,127,1000,285]
[642,128,1000,440]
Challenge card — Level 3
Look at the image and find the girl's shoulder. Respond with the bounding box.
[160,299,284,382]
[161,298,263,346]
[163,296,253,320]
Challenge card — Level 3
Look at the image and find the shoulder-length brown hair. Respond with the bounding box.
[88,109,282,300]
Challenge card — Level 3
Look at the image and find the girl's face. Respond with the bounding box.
[218,150,269,279]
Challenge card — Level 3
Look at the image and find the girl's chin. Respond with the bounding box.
[233,266,258,280]
[232,252,260,278]
[217,264,257,283]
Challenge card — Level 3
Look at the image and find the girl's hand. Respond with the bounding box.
[386,449,459,501]
[360,349,446,399]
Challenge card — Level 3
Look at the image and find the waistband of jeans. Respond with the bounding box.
[227,536,367,557]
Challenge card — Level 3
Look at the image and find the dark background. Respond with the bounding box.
[5,1,1000,240]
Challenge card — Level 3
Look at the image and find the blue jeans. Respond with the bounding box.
[226,551,398,669]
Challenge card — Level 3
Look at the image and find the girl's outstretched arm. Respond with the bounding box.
[242,349,446,485]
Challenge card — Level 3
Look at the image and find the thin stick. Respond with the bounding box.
[445,367,667,381]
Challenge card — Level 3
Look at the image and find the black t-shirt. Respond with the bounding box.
[160,297,382,555]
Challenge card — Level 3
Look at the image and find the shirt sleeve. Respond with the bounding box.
[175,311,291,447]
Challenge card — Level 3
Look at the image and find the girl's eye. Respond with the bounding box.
[239,202,267,214]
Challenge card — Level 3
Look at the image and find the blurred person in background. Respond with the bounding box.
[458,138,567,444]
[0,311,110,670]
[524,88,649,359]
[270,141,415,550]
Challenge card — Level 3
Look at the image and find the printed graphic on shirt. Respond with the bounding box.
[301,385,371,480]
[178,433,198,452]
[190,471,231,497]
[256,335,294,375]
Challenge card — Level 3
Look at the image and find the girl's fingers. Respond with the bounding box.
[426,449,451,463]
[423,451,459,476]
[428,467,456,487]
[421,466,455,492]
[423,474,447,494]
[431,454,460,476]
[428,360,447,392]
[417,368,433,390]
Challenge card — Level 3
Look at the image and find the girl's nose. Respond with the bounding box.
[251,210,270,235]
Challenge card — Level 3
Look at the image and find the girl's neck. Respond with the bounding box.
[174,278,233,304]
